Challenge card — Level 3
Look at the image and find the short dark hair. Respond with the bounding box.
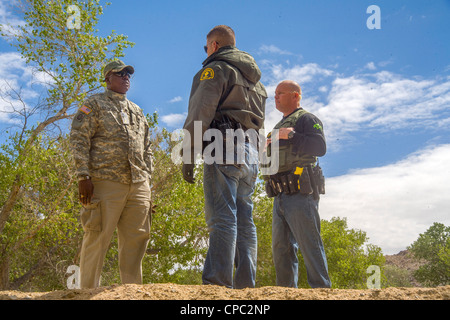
[207,25,236,47]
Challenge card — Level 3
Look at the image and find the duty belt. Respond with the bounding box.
[265,165,325,200]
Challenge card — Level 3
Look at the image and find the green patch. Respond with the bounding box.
[313,123,323,131]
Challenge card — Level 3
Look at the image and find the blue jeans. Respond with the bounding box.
[202,143,258,288]
[272,192,331,288]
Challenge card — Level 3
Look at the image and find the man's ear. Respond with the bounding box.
[213,41,220,53]
[104,74,111,87]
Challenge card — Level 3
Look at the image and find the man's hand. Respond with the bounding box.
[182,163,195,184]
[277,127,294,140]
[78,179,94,205]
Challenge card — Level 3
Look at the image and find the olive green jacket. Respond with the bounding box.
[183,46,267,161]
[262,108,326,177]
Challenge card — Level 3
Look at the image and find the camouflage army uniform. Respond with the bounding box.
[70,86,153,288]
[70,88,153,183]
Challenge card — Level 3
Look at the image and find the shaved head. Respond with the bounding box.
[275,80,302,116]
[278,80,301,94]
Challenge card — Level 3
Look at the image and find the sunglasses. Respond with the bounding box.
[204,41,219,53]
[113,70,133,78]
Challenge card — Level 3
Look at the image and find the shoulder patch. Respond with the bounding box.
[79,105,92,115]
[313,123,323,131]
[200,68,215,81]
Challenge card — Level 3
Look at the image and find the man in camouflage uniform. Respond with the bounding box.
[70,60,153,288]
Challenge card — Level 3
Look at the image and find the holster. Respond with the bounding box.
[306,164,326,200]
[313,165,326,195]
[287,172,300,194]
[298,168,313,195]
[265,180,277,198]
[265,178,282,198]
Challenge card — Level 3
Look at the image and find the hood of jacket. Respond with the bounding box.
[202,46,261,84]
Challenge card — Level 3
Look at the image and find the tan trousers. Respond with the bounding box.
[79,179,151,288]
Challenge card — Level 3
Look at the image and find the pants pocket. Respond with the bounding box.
[80,201,102,232]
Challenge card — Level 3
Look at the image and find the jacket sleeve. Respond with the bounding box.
[182,65,226,162]
[69,100,98,178]
[291,113,326,157]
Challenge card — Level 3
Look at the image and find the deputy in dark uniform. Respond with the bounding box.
[263,80,331,288]
[182,25,267,289]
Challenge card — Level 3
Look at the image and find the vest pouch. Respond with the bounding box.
[287,172,300,194]
[279,174,291,195]
[265,180,277,198]
[80,200,102,232]
[271,178,282,195]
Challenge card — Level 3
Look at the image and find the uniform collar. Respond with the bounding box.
[283,107,303,120]
[202,45,236,66]
[105,88,127,101]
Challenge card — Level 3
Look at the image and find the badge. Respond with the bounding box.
[121,111,130,125]
[79,105,92,115]
[200,68,214,81]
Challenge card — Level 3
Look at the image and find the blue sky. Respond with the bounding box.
[0,0,449,254]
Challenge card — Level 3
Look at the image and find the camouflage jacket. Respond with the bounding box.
[70,89,153,184]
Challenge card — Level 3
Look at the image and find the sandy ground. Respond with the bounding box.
[1,283,449,300]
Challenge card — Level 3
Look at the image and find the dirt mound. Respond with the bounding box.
[1,283,449,300]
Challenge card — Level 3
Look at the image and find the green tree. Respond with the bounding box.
[142,115,208,284]
[254,197,386,289]
[408,222,450,287]
[253,180,277,287]
[0,0,133,289]
[321,217,385,289]
[0,133,82,290]
[384,265,413,287]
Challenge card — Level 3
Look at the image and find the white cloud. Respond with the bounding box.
[266,63,334,85]
[0,52,30,123]
[261,62,450,147]
[319,72,450,142]
[0,0,26,38]
[0,3,35,125]
[161,112,187,128]
[259,45,294,56]
[168,96,183,103]
[365,62,376,70]
[0,51,52,124]
[320,144,450,254]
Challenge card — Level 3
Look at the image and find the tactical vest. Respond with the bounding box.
[262,108,316,177]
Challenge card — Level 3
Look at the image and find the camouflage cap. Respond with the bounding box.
[103,60,135,80]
